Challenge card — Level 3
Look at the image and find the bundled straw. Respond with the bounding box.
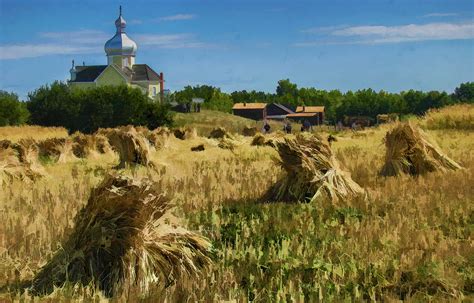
[30,174,212,298]
[209,127,233,139]
[191,144,205,152]
[95,134,113,154]
[173,127,197,140]
[0,140,43,181]
[71,132,99,158]
[380,122,462,176]
[266,133,364,203]
[148,127,171,149]
[37,138,75,163]
[251,134,267,146]
[217,138,237,151]
[100,126,152,168]
[242,126,258,137]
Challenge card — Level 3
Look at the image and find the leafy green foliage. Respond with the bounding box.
[27,82,174,133]
[0,90,30,126]
[172,79,470,123]
[453,82,474,103]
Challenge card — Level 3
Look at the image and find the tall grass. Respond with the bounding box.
[423,104,474,130]
[0,125,68,142]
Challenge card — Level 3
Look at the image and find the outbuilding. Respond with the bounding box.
[232,103,267,120]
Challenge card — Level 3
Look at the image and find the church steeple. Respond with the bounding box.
[104,6,137,68]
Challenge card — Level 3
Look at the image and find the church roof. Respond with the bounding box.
[72,65,107,82]
[70,64,162,83]
[131,64,162,82]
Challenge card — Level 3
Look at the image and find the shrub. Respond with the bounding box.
[27,82,174,133]
[0,90,29,126]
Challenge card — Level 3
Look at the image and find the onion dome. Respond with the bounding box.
[104,6,137,57]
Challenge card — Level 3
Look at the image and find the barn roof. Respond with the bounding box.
[287,113,318,117]
[295,106,325,113]
[232,103,267,110]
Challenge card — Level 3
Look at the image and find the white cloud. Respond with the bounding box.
[332,22,474,43]
[0,44,98,60]
[301,25,349,34]
[423,13,458,18]
[158,14,196,21]
[295,22,474,46]
[0,29,211,59]
[40,30,108,45]
[136,34,210,49]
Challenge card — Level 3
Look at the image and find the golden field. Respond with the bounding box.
[0,106,473,302]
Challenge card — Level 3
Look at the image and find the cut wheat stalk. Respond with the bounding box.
[266,133,364,203]
[380,122,462,176]
[29,174,212,298]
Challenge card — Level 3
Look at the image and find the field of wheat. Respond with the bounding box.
[0,106,473,302]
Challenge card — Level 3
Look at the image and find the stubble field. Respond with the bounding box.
[1,106,473,302]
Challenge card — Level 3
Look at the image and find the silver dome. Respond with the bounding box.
[104,7,137,56]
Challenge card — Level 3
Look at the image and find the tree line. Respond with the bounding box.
[171,80,474,123]
[0,80,473,130]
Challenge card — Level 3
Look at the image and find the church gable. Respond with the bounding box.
[95,65,129,86]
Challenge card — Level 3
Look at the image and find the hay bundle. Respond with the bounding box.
[250,133,277,147]
[251,133,266,146]
[209,127,232,139]
[173,127,197,140]
[71,132,99,158]
[29,174,212,298]
[191,144,205,152]
[0,140,43,181]
[102,127,152,168]
[94,134,113,154]
[266,133,364,203]
[37,138,75,163]
[217,138,237,151]
[380,123,462,176]
[16,138,40,165]
[148,127,171,149]
[242,126,258,137]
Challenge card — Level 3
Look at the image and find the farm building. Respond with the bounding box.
[266,103,295,120]
[287,106,325,125]
[232,103,267,120]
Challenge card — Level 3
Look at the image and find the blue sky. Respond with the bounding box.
[0,0,473,99]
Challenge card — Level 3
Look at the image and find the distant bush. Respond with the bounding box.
[423,104,474,130]
[27,82,174,133]
[0,90,29,126]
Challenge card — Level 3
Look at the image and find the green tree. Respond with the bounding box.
[27,83,173,133]
[453,82,474,103]
[0,90,29,126]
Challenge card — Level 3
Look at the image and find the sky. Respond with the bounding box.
[0,0,473,100]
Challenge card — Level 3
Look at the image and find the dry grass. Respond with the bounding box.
[0,105,473,301]
[0,125,67,142]
[423,104,474,130]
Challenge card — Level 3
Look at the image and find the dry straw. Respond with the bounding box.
[242,126,258,137]
[71,132,100,158]
[29,174,212,298]
[173,127,197,140]
[99,126,153,168]
[380,122,462,176]
[37,138,75,163]
[0,139,43,181]
[267,133,364,203]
